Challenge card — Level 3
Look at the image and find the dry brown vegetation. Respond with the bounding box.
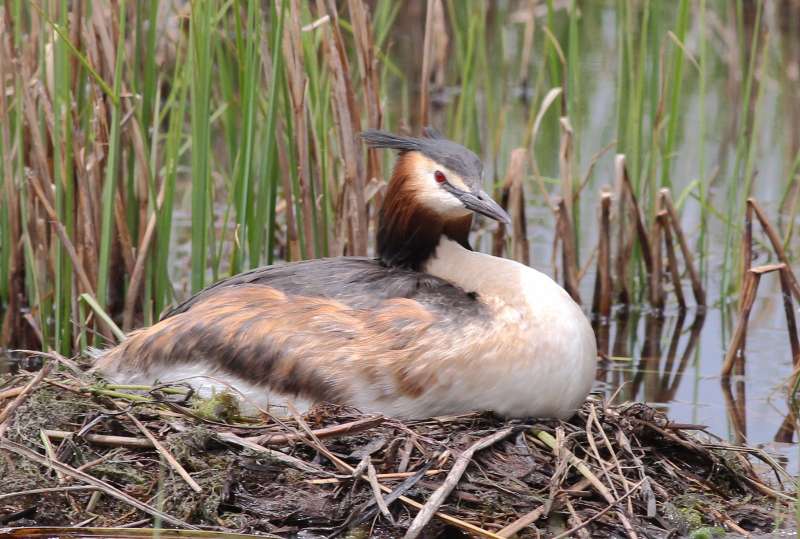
[0,365,793,537]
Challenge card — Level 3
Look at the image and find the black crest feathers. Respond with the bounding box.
[360,128,483,183]
[360,130,422,153]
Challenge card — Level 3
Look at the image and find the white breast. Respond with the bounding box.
[422,238,597,418]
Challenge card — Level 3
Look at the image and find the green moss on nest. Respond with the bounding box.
[678,505,705,530]
[689,527,726,539]
[190,390,241,422]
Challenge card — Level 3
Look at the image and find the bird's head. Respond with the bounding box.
[362,128,510,225]
[362,128,510,269]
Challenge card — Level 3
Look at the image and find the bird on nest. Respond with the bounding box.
[96,128,597,419]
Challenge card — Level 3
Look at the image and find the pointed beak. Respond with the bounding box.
[459,190,512,225]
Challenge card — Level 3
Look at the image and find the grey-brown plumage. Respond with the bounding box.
[163,257,485,317]
[98,266,490,412]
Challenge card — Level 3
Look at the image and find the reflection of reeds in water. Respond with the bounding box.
[595,309,706,408]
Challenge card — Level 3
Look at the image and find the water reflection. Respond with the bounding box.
[596,301,800,471]
[720,363,748,445]
[597,310,706,407]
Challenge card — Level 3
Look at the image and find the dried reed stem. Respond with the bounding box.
[742,201,754,298]
[419,0,435,127]
[0,387,24,400]
[509,152,530,265]
[348,0,383,215]
[555,198,582,304]
[659,189,705,306]
[0,24,22,346]
[43,430,153,449]
[613,155,653,305]
[661,212,686,309]
[492,149,529,263]
[532,430,615,504]
[491,188,510,257]
[559,117,574,219]
[779,267,800,368]
[649,211,665,311]
[403,427,515,539]
[721,264,784,376]
[283,0,315,260]
[319,0,367,255]
[613,156,630,305]
[251,415,384,445]
[122,180,167,331]
[305,469,445,485]
[124,412,202,493]
[747,198,800,302]
[592,190,612,317]
[365,459,394,523]
[721,378,748,444]
[0,485,98,502]
[622,161,653,273]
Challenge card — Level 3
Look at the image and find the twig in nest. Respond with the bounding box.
[43,430,153,449]
[44,416,385,452]
[285,402,352,474]
[343,462,434,531]
[248,415,384,446]
[0,362,53,437]
[283,405,503,538]
[532,429,615,504]
[0,485,98,501]
[366,459,394,524]
[497,477,592,537]
[403,427,515,539]
[564,497,591,539]
[124,412,202,493]
[706,505,750,536]
[305,469,445,485]
[550,478,646,539]
[0,438,197,529]
[217,432,326,475]
[0,387,24,400]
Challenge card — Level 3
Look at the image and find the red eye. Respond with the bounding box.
[434,170,447,184]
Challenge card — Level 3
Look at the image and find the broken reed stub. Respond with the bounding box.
[721,263,790,377]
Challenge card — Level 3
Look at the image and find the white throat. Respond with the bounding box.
[423,238,550,302]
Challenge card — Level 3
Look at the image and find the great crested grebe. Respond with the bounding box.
[96,129,597,419]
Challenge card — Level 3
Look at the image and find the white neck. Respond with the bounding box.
[423,238,542,302]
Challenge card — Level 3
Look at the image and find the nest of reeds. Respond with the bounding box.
[0,359,794,538]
